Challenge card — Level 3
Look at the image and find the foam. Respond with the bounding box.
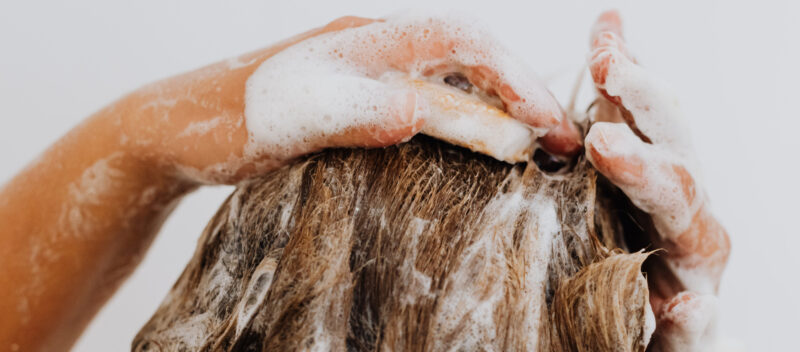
[234,258,277,337]
[659,292,718,351]
[389,74,537,162]
[177,116,224,138]
[591,36,694,157]
[428,182,562,350]
[643,301,656,347]
[588,41,724,350]
[521,194,561,350]
[586,122,702,239]
[244,12,556,163]
[588,36,709,238]
[58,152,125,237]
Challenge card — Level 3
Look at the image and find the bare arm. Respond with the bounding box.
[0,22,337,351]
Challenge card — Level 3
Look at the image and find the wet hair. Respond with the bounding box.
[133,136,651,352]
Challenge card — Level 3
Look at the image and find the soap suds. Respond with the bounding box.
[596,43,693,156]
[587,30,707,240]
[520,195,562,350]
[428,178,563,350]
[244,13,556,162]
[136,139,653,350]
[234,258,277,337]
[178,116,224,138]
[643,300,656,347]
[586,122,703,239]
[656,292,718,352]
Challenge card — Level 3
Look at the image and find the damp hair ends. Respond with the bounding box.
[133,136,654,352]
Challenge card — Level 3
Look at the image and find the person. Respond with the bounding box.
[0,10,729,351]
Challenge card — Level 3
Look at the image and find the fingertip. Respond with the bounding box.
[589,37,629,106]
[585,123,612,166]
[589,31,628,76]
[585,122,618,153]
[658,292,716,331]
[539,116,583,156]
[650,292,718,351]
[589,11,632,90]
[585,123,645,185]
[592,10,624,42]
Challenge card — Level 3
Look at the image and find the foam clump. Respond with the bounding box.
[244,12,555,163]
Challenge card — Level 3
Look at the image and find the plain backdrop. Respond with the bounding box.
[1,0,797,350]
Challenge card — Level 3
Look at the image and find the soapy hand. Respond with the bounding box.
[584,10,730,351]
[122,15,580,184]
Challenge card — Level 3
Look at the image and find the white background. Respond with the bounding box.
[1,0,797,350]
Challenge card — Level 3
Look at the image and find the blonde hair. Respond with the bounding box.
[134,137,651,351]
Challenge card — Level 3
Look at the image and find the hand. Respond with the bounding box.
[584,11,731,351]
[119,14,581,184]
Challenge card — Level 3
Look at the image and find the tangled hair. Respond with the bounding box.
[133,136,652,351]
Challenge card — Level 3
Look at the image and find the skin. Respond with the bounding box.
[585,10,730,351]
[0,15,579,351]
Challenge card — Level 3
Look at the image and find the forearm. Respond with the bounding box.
[0,107,193,351]
[0,37,299,350]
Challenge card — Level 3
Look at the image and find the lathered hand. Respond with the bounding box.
[584,10,731,352]
[123,14,581,184]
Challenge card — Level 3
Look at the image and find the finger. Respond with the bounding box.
[651,291,717,352]
[244,69,424,160]
[586,122,648,186]
[461,62,562,132]
[406,78,538,163]
[587,13,691,151]
[663,206,730,294]
[590,9,624,43]
[585,122,696,236]
[586,123,730,290]
[588,30,628,106]
[336,15,566,135]
[328,88,425,148]
[539,116,583,156]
